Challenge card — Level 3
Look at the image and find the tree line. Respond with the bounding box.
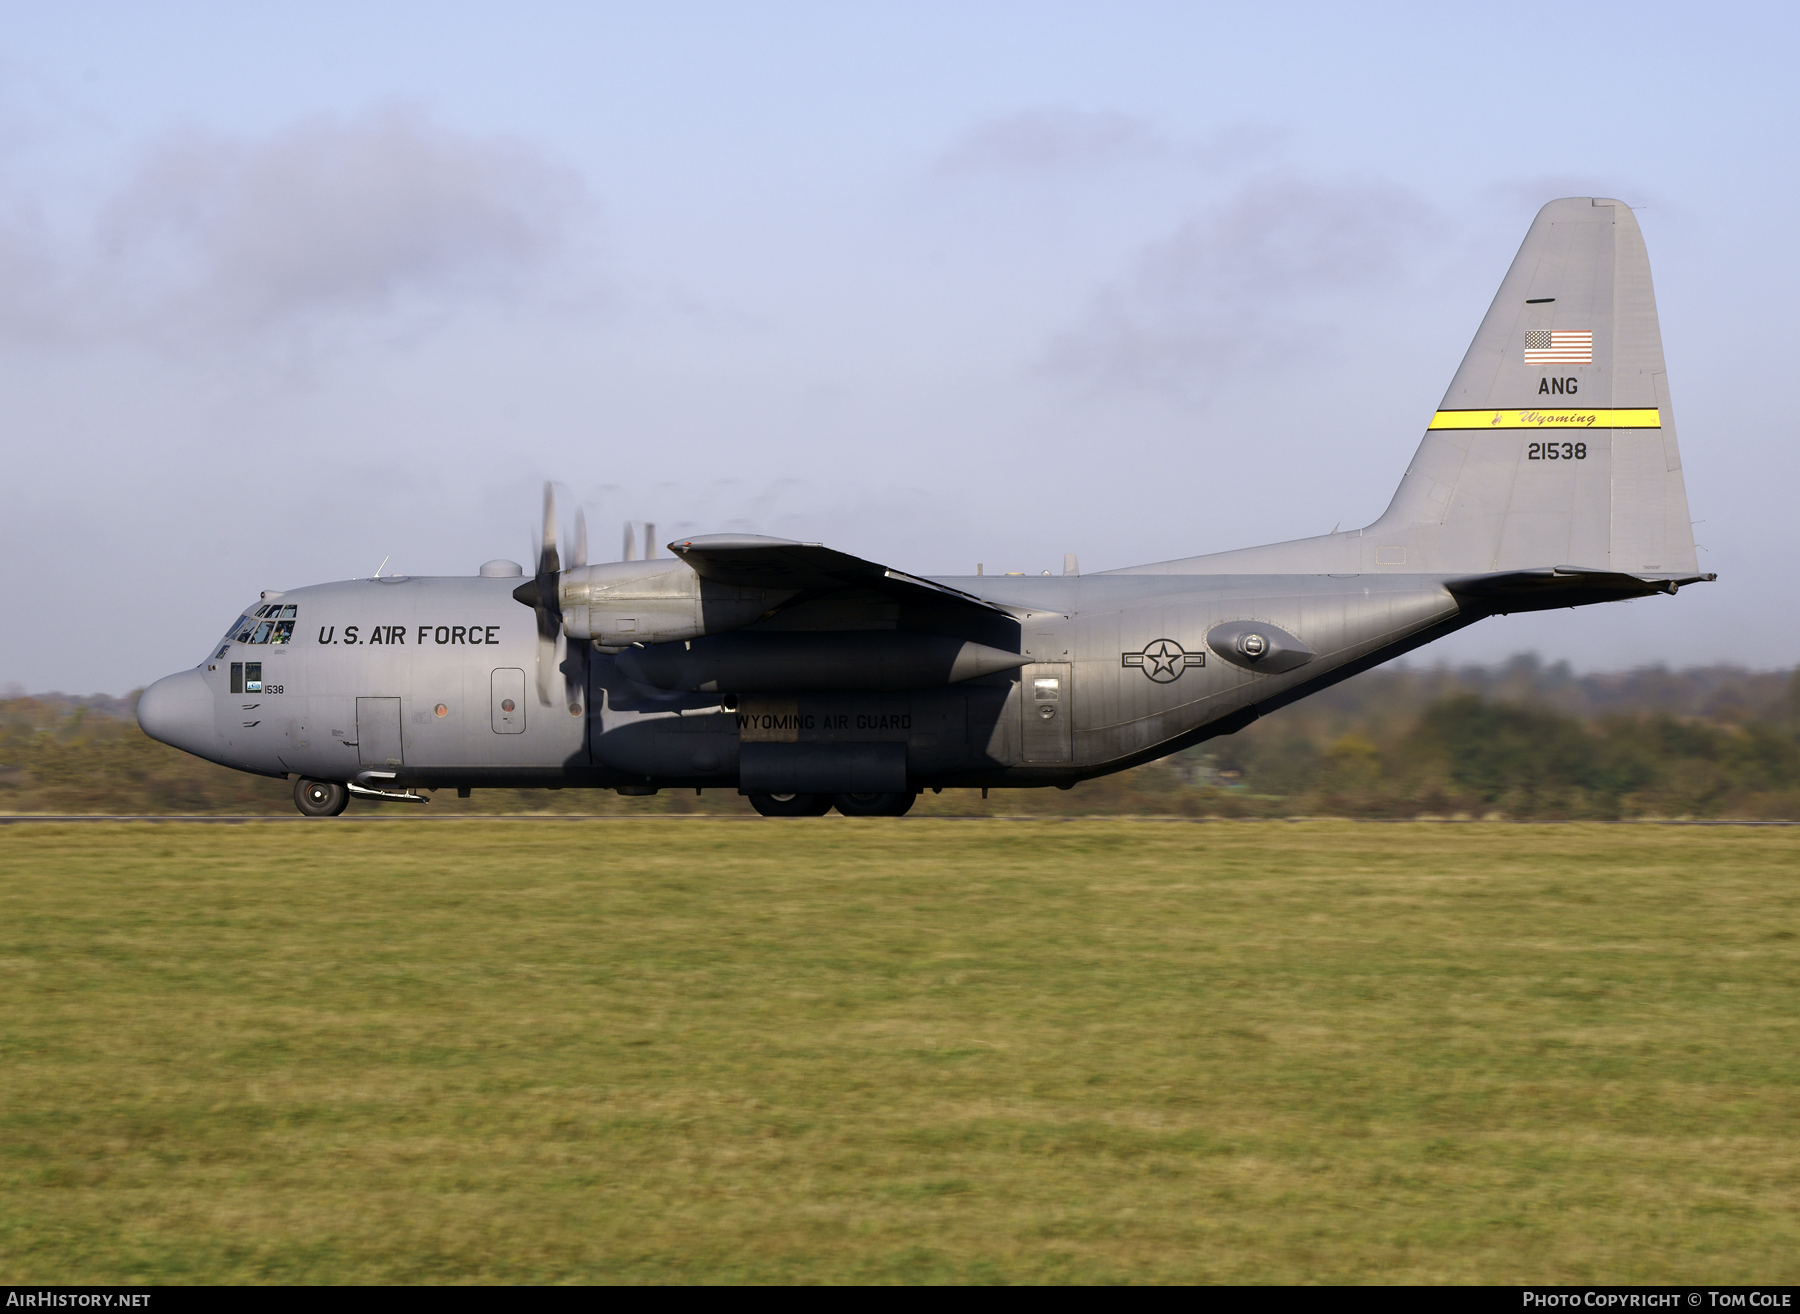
[3,654,1796,818]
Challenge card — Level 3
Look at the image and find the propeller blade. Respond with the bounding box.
[513,480,565,703]
[571,508,587,569]
[539,483,560,578]
[645,522,656,560]
[623,522,636,562]
[536,632,556,704]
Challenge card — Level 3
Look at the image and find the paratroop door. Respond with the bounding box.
[1019,663,1072,763]
[355,697,404,767]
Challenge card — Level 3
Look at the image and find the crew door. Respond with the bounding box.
[355,697,404,767]
[1020,663,1072,763]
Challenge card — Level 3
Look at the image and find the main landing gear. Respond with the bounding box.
[831,792,916,817]
[746,792,833,817]
[745,791,916,817]
[294,778,350,817]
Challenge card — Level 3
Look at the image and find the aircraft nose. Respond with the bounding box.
[136,668,217,758]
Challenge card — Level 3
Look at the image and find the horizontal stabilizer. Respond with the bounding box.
[1447,564,1716,612]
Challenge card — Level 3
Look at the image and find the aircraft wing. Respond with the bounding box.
[668,534,1049,619]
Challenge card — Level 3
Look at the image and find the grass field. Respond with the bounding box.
[2,819,1796,1284]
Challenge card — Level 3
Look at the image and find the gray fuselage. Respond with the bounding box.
[142,568,1468,794]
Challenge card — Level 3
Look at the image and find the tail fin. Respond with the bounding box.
[1146,198,1700,578]
[1373,196,1697,575]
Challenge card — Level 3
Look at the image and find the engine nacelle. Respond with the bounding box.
[557,559,790,647]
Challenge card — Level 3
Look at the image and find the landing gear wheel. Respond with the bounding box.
[831,791,916,818]
[747,792,833,817]
[294,778,350,817]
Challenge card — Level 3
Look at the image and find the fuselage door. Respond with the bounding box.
[492,668,527,734]
[1020,663,1073,763]
[355,697,404,767]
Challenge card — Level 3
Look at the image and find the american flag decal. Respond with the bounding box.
[1524,330,1592,364]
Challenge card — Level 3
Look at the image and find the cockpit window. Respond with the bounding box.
[224,604,298,647]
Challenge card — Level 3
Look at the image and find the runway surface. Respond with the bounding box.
[1,814,1795,826]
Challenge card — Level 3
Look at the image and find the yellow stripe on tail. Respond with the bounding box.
[1428,408,1661,430]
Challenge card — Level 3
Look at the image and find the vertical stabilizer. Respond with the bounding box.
[1376,196,1697,574]
[1129,198,1700,578]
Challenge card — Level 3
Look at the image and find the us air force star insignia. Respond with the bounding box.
[1121,638,1204,683]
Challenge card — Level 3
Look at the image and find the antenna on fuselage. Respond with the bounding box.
[373,555,390,580]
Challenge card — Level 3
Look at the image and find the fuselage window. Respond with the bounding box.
[229,616,257,643]
[250,621,275,644]
[230,662,243,693]
[269,620,294,645]
[244,662,263,693]
[277,605,296,619]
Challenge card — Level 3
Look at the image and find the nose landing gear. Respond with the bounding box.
[294,778,350,817]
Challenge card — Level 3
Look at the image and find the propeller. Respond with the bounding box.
[571,507,587,569]
[622,522,636,562]
[512,482,565,704]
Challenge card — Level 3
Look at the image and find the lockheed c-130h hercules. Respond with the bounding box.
[137,198,1712,817]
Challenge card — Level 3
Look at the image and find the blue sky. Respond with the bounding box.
[1,2,1794,693]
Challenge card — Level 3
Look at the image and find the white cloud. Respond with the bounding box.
[0,105,585,347]
[1043,174,1440,396]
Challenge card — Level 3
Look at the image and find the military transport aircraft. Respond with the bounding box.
[137,197,1712,817]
